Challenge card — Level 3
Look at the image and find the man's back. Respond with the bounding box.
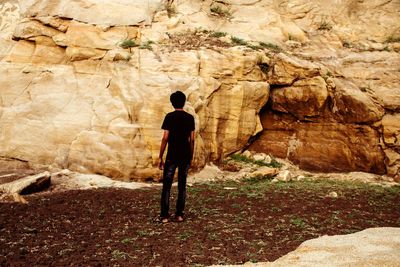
[162,110,195,163]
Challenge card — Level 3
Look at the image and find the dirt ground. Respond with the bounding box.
[1,177,399,266]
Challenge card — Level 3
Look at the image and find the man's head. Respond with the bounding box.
[170,91,186,109]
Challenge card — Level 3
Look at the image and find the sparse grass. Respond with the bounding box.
[121,237,135,244]
[385,35,400,43]
[137,230,151,237]
[1,178,399,266]
[229,154,253,164]
[322,70,333,81]
[317,21,333,31]
[210,31,227,38]
[290,217,307,228]
[243,174,275,184]
[120,39,139,49]
[259,42,282,52]
[231,36,248,46]
[210,6,232,18]
[229,153,283,168]
[139,40,154,51]
[177,230,193,241]
[120,39,154,51]
[111,250,133,260]
[246,43,263,50]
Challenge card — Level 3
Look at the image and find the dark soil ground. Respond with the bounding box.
[1,177,399,266]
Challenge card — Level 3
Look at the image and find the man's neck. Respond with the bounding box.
[174,108,184,111]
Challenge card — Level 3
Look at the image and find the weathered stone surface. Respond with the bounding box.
[271,76,328,119]
[269,227,400,267]
[0,171,50,194]
[332,78,384,124]
[250,111,386,174]
[382,114,400,148]
[1,0,400,180]
[66,46,107,61]
[384,148,400,182]
[13,19,61,40]
[200,81,269,160]
[268,53,320,85]
[20,0,164,26]
[4,39,66,64]
[326,51,400,112]
[64,21,133,50]
[0,46,269,180]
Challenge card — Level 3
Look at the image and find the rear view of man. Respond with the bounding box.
[158,91,195,223]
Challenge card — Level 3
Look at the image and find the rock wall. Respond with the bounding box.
[0,0,399,181]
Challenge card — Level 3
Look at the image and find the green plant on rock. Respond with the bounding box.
[317,21,332,31]
[210,31,227,38]
[139,40,155,51]
[246,43,263,50]
[120,38,139,49]
[385,35,400,43]
[259,41,282,52]
[231,36,248,46]
[210,5,232,18]
[229,154,283,168]
[322,70,333,81]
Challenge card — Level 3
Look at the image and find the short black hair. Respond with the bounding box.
[170,91,186,109]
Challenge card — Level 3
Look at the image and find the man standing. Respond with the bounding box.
[158,91,195,223]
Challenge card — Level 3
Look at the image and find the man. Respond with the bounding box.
[158,91,195,223]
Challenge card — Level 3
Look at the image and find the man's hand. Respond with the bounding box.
[158,158,164,170]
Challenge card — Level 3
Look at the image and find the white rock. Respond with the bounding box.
[241,150,252,158]
[275,170,292,182]
[253,153,267,162]
[327,191,338,198]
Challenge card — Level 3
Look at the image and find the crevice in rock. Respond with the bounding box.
[0,156,28,163]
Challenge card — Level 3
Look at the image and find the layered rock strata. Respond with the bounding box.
[0,0,399,181]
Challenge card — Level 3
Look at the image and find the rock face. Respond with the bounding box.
[0,0,400,181]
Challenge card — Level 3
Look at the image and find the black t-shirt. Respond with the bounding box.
[161,110,195,163]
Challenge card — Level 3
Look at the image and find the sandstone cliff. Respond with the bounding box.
[0,0,399,181]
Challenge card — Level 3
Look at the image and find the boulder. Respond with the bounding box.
[273,170,292,182]
[250,111,386,174]
[332,78,384,124]
[267,53,320,85]
[384,149,400,182]
[382,114,400,148]
[0,171,51,195]
[13,19,61,40]
[271,76,328,119]
[249,167,279,178]
[269,228,400,267]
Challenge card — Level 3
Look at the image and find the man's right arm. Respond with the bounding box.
[158,130,169,170]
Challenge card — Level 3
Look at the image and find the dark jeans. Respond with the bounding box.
[160,159,190,218]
